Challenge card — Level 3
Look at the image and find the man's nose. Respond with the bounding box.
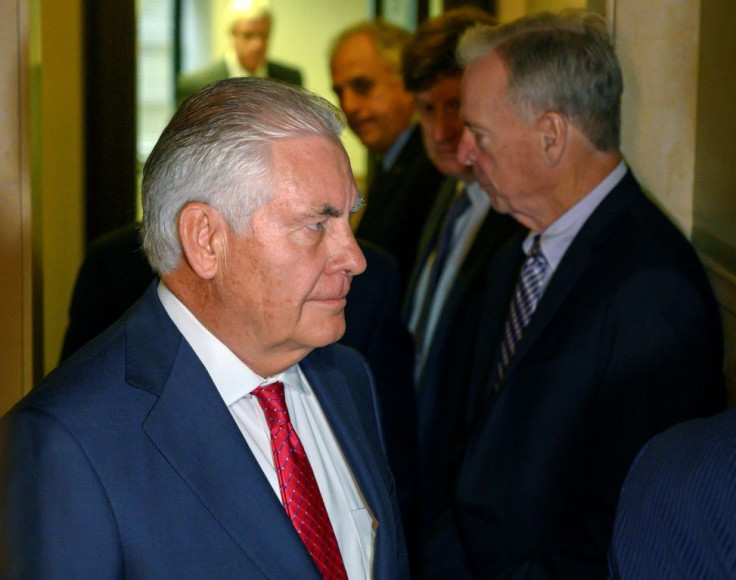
[431,111,461,143]
[456,127,477,166]
[331,225,367,276]
[340,89,361,116]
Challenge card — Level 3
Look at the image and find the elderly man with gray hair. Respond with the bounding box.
[1,78,408,580]
[423,10,725,578]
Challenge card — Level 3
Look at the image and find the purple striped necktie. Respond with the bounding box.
[495,234,547,388]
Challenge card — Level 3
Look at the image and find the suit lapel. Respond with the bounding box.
[300,352,390,521]
[492,171,640,387]
[301,348,398,576]
[126,286,321,579]
[402,177,458,318]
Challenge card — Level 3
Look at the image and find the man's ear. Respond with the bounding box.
[178,202,227,280]
[537,111,567,167]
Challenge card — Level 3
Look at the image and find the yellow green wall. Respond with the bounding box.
[39,0,85,373]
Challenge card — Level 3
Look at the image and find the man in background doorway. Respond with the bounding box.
[176,0,302,106]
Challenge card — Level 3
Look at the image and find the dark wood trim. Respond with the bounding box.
[83,0,137,243]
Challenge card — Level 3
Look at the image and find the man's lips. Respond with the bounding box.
[434,147,458,158]
[312,284,351,305]
[311,296,348,310]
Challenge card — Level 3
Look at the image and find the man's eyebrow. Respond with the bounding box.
[463,117,478,130]
[463,116,488,133]
[303,203,342,220]
[351,191,365,215]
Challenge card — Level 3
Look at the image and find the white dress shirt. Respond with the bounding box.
[158,283,375,579]
[225,49,268,79]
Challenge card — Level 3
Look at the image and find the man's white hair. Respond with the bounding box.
[226,0,271,26]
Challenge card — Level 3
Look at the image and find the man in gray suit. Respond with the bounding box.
[176,0,302,106]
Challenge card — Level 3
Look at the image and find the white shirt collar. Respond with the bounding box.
[464,180,491,214]
[225,49,268,79]
[157,282,304,406]
[528,160,627,272]
[381,126,413,170]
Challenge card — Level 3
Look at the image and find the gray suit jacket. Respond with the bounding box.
[176,59,302,105]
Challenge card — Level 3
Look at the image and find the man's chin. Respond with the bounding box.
[303,315,346,349]
[354,131,381,151]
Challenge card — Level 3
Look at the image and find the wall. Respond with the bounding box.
[692,0,736,402]
[615,0,736,400]
[0,0,34,414]
[39,0,85,373]
[693,0,736,269]
[616,0,700,234]
[497,0,586,22]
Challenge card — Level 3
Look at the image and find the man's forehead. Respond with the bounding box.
[417,85,461,105]
[333,34,388,72]
[233,16,270,32]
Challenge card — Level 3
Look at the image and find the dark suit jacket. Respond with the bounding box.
[60,224,154,361]
[426,170,726,578]
[402,177,458,318]
[356,126,445,291]
[176,59,303,105]
[402,179,525,534]
[609,407,736,578]
[1,283,408,579]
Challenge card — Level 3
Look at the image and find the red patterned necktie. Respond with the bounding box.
[252,381,348,580]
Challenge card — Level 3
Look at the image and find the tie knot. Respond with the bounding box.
[252,381,290,427]
[529,234,543,257]
[442,189,472,232]
[527,235,547,271]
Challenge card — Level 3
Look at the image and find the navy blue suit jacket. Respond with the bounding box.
[609,407,736,578]
[402,177,525,533]
[1,283,409,579]
[59,227,418,541]
[425,170,725,578]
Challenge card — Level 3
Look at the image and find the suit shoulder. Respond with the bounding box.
[267,61,303,86]
[176,61,228,103]
[638,409,736,481]
[178,61,227,84]
[586,182,712,291]
[7,327,130,424]
[612,410,736,577]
